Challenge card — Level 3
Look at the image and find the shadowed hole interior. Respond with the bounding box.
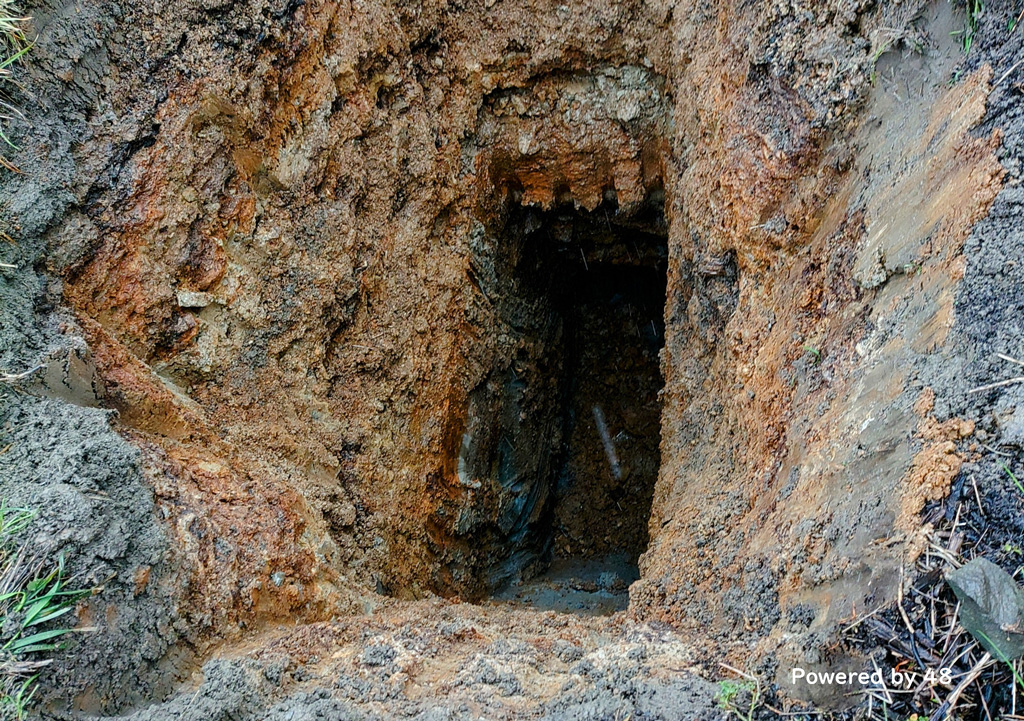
[471,194,668,614]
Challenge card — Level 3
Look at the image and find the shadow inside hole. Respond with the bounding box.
[472,196,668,614]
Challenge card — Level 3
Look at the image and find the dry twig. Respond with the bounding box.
[0,364,40,383]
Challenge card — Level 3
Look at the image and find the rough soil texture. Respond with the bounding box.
[0,0,1022,716]
[110,601,723,721]
[635,2,1007,705]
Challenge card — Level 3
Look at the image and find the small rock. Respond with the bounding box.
[947,558,1024,659]
[176,290,212,308]
[554,641,583,663]
[598,571,627,591]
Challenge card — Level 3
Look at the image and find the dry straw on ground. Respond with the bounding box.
[839,500,1024,720]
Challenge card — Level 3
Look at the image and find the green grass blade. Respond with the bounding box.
[0,43,29,70]
[8,627,72,652]
[28,604,74,626]
[1003,463,1024,495]
[0,127,17,149]
[23,587,61,626]
[25,568,58,594]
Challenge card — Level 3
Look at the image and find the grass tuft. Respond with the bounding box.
[0,0,30,154]
[951,0,984,54]
[715,665,762,721]
[0,500,91,721]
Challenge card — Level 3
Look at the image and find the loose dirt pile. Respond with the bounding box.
[1,0,1023,717]
[111,601,721,721]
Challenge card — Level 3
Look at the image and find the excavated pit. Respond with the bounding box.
[458,196,669,612]
[1,0,1018,715]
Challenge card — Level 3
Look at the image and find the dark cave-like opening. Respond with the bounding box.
[545,214,666,563]
[467,195,668,613]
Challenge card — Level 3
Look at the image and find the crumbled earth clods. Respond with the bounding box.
[108,602,723,721]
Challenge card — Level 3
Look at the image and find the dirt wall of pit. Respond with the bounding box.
[0,0,1020,713]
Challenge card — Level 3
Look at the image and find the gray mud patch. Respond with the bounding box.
[491,554,639,616]
[921,0,1024,579]
[0,392,185,714]
[0,0,200,712]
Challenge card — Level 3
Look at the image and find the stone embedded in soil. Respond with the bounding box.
[947,558,1024,660]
